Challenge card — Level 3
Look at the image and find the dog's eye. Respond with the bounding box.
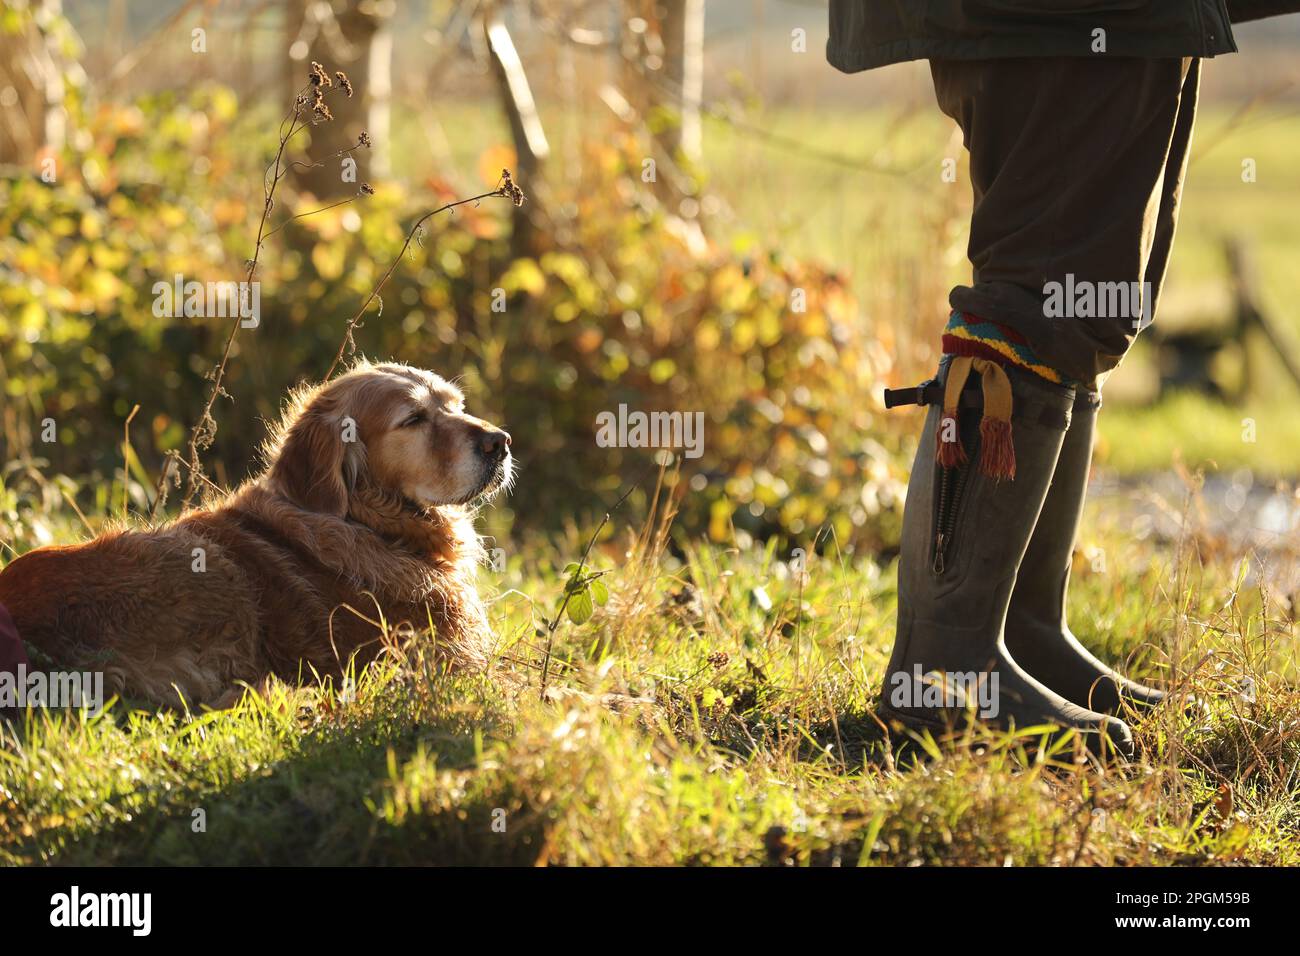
[400,412,426,428]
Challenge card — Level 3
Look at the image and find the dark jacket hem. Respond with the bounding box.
[826,35,1237,75]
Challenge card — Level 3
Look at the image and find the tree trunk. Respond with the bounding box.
[283,0,393,199]
[615,0,703,219]
[0,0,70,168]
[485,10,550,258]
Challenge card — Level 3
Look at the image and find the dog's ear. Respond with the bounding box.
[272,408,351,516]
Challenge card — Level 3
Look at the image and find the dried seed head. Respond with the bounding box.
[336,71,353,97]
[310,86,333,122]
[309,61,331,87]
[359,183,375,196]
[499,168,526,207]
[358,130,372,148]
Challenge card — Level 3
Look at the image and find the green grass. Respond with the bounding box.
[4,490,1297,866]
[1098,388,1300,475]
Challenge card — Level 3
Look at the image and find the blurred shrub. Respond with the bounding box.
[0,87,905,554]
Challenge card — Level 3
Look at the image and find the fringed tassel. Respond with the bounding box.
[934,354,1017,481]
[978,417,1016,481]
[973,359,1016,482]
[936,414,968,467]
[935,355,974,469]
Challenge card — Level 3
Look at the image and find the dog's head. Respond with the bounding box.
[267,361,513,516]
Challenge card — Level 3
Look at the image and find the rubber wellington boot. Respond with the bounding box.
[1004,390,1168,716]
[879,360,1133,758]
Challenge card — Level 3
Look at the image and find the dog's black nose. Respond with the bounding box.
[478,428,511,462]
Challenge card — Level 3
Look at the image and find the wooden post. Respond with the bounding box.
[1227,237,1300,394]
[660,0,704,163]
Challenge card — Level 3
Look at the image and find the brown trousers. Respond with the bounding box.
[931,57,1201,389]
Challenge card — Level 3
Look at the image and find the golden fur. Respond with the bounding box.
[0,360,513,708]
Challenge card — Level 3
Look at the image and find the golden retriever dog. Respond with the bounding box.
[0,360,512,708]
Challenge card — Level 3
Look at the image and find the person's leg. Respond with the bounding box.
[934,56,1200,389]
[880,57,1199,752]
[1003,392,1170,713]
[1140,60,1201,328]
[1003,61,1201,714]
[882,358,1133,756]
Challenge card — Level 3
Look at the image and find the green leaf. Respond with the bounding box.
[590,578,609,607]
[567,588,595,625]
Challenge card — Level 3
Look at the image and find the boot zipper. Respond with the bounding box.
[933,459,971,575]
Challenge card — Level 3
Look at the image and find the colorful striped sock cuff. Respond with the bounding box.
[940,311,1075,387]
